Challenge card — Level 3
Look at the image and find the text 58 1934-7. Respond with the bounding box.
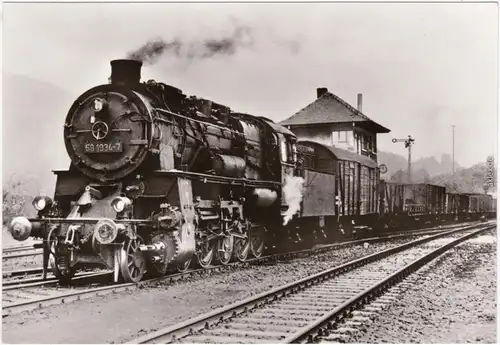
[84,141,123,153]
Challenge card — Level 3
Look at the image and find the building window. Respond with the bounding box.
[332,131,348,144]
[346,131,354,148]
[354,132,361,154]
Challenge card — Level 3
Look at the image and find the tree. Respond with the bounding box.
[2,174,37,225]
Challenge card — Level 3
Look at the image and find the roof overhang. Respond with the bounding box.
[298,140,378,168]
[284,121,390,134]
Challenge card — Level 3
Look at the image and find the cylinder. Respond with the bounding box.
[110,59,142,85]
[211,154,246,178]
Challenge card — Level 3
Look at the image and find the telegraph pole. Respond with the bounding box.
[392,135,416,183]
[452,125,455,181]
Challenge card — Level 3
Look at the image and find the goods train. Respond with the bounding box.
[8,59,496,283]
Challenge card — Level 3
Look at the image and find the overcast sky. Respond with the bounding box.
[3,2,498,168]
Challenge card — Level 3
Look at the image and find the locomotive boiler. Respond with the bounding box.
[9,59,299,283]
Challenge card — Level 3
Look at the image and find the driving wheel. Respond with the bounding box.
[196,238,216,268]
[119,236,147,283]
[49,253,76,284]
[250,225,265,258]
[48,238,75,284]
[176,257,193,273]
[232,234,250,262]
[217,235,234,265]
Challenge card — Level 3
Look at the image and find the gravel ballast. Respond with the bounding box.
[3,237,420,344]
[352,229,497,344]
[3,228,495,344]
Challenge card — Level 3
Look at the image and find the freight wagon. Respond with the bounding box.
[379,181,447,228]
[445,192,470,221]
[466,193,495,220]
[288,140,380,244]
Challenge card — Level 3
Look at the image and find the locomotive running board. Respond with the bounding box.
[151,170,281,188]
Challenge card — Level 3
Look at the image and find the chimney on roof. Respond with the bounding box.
[317,87,328,98]
[357,93,363,113]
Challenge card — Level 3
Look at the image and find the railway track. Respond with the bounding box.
[3,243,42,254]
[2,250,43,260]
[126,221,495,344]
[2,269,112,288]
[1,221,479,281]
[2,267,44,279]
[1,222,487,317]
[0,221,474,263]
[1,222,472,287]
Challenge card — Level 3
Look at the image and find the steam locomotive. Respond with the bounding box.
[9,59,300,283]
[8,59,496,283]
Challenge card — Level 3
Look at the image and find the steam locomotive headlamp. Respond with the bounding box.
[32,196,53,211]
[111,196,132,213]
[91,98,105,112]
[94,218,118,244]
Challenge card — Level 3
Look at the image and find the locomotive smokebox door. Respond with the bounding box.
[64,85,155,182]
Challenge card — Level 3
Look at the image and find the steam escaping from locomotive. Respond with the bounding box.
[127,25,254,65]
[282,174,305,226]
[127,39,182,65]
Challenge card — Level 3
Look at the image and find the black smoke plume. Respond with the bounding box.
[127,25,254,65]
[127,39,182,65]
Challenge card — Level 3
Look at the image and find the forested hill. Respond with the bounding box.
[385,162,496,196]
[430,162,496,195]
[378,151,463,179]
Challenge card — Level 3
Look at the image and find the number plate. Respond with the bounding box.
[84,141,123,153]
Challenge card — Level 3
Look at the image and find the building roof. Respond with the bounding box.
[299,140,378,168]
[280,91,390,133]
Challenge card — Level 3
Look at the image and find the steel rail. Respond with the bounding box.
[286,225,494,343]
[2,244,42,253]
[1,222,482,289]
[3,222,483,318]
[126,222,494,344]
[2,222,467,278]
[2,268,43,278]
[2,271,112,290]
[2,251,43,260]
[0,221,478,264]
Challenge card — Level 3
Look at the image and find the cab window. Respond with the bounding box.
[280,141,288,162]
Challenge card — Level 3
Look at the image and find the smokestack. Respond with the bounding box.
[357,93,363,113]
[110,59,142,85]
[317,87,328,98]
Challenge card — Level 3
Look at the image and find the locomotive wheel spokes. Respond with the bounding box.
[217,235,234,265]
[120,236,147,283]
[49,254,76,284]
[196,238,216,268]
[49,241,75,284]
[250,225,265,258]
[233,235,250,262]
[176,257,193,273]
